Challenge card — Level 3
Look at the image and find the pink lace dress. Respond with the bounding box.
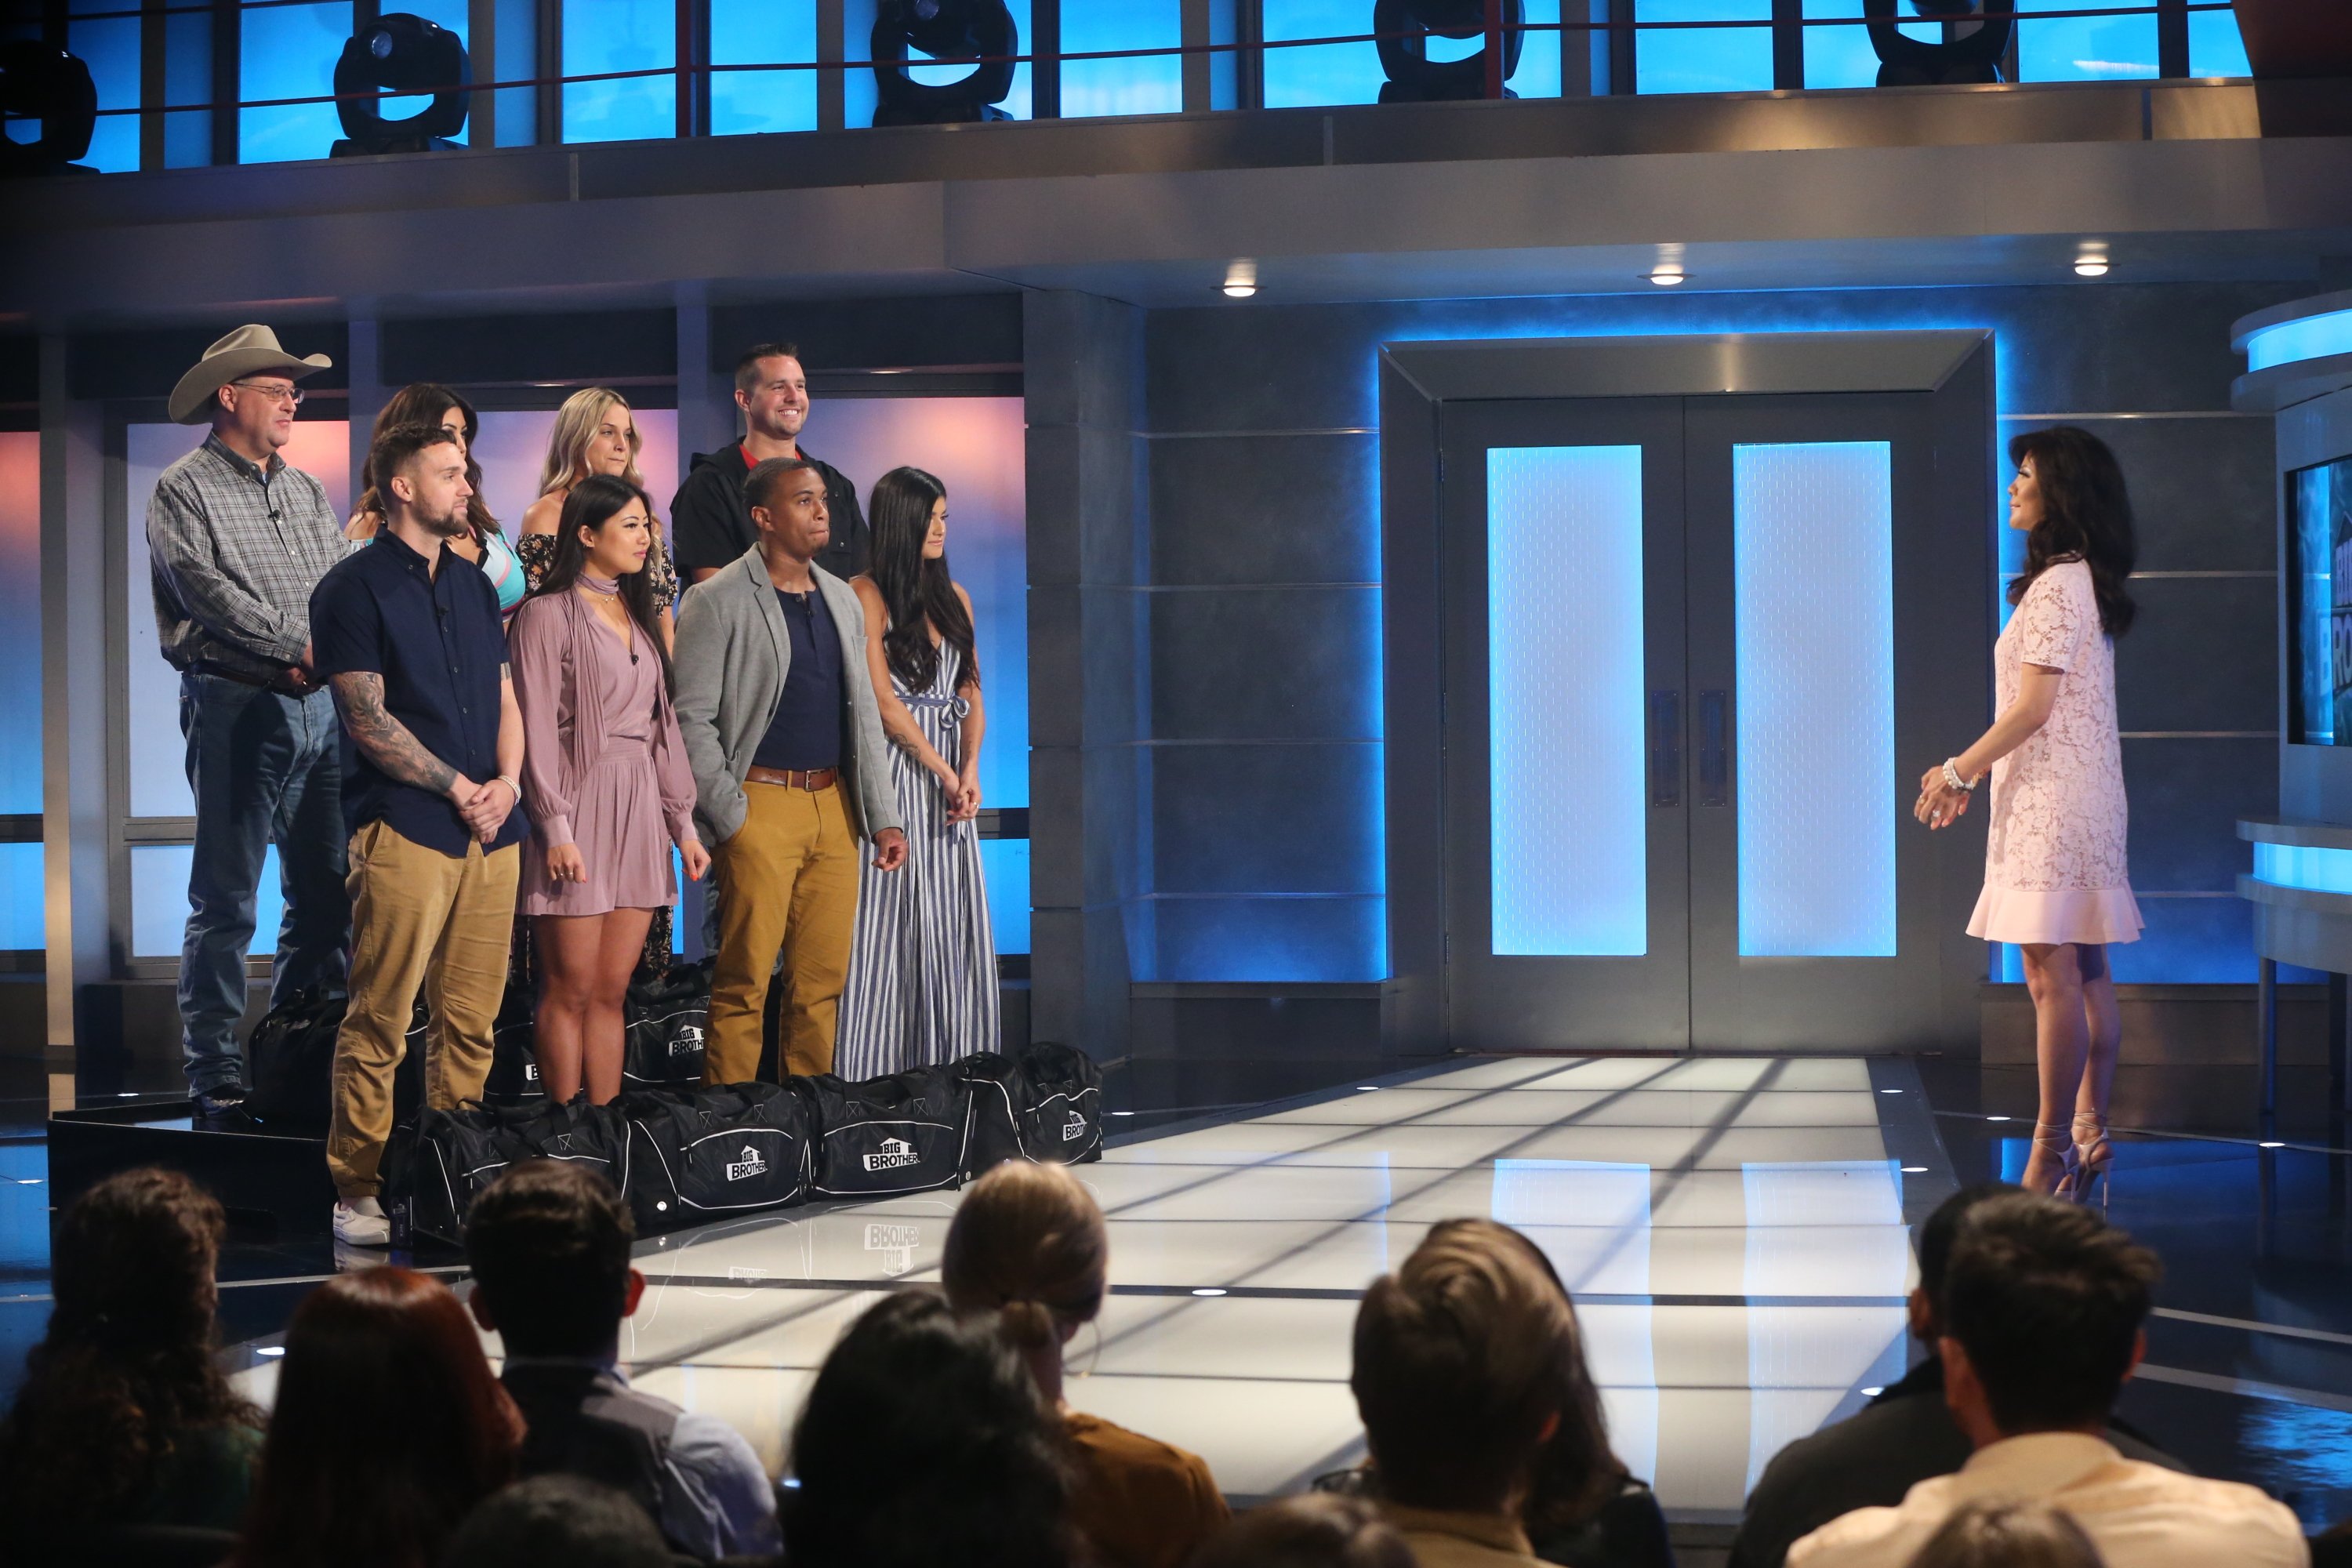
[1967,558,2143,946]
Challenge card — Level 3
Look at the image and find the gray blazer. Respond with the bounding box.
[672,546,902,848]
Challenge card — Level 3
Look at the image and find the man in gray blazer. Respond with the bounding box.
[673,457,906,1082]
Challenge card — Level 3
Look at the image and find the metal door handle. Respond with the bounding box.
[1649,690,1681,807]
[1698,689,1730,808]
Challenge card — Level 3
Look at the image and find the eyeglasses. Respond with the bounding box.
[230,380,304,406]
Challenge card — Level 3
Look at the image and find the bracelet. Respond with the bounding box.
[1942,759,1978,793]
[496,774,521,800]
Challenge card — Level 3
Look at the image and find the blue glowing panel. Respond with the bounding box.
[238,2,349,165]
[2289,459,2343,746]
[1635,0,1774,95]
[1798,0,1940,89]
[1734,443,1896,957]
[493,0,539,145]
[131,844,285,960]
[2248,309,2352,373]
[164,6,212,166]
[67,8,140,172]
[981,837,1030,956]
[563,0,677,143]
[2016,0,2157,81]
[0,434,38,815]
[0,844,41,951]
[2254,842,2352,895]
[2189,9,2251,76]
[712,0,818,135]
[1263,0,1386,107]
[1487,446,1647,957]
[1062,0,1183,117]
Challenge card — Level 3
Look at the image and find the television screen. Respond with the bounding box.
[2290,455,2352,746]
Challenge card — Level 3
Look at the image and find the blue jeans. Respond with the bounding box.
[179,672,351,1094]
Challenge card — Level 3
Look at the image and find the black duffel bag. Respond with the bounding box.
[387,1096,627,1247]
[622,959,711,1089]
[617,1079,812,1232]
[959,1041,1105,1175]
[808,1065,971,1200]
[247,989,425,1130]
[483,984,546,1106]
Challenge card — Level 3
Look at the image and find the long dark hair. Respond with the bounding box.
[0,1169,259,1536]
[786,1290,1076,1568]
[2005,426,2137,637]
[869,466,978,695]
[234,1268,518,1568]
[526,473,676,699]
[356,383,499,543]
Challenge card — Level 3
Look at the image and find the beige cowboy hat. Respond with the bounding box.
[169,325,333,424]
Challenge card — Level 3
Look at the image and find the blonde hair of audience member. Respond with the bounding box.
[1352,1222,1579,1518]
[1907,1500,2105,1568]
[537,386,649,498]
[940,1160,1109,1396]
[1191,1495,1417,1568]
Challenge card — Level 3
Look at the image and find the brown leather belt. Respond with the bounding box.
[746,765,839,791]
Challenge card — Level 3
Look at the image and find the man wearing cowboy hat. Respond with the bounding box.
[149,325,354,1119]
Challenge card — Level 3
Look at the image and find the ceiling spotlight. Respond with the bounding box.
[1646,267,1686,287]
[2074,253,2111,278]
[332,13,470,157]
[872,0,1018,126]
[1222,260,1258,299]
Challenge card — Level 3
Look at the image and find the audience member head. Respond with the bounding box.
[236,1267,519,1568]
[369,421,471,540]
[1420,1218,1627,1530]
[463,1160,644,1359]
[1911,1181,2022,1345]
[444,1476,675,1568]
[0,1168,256,1535]
[356,383,494,541]
[1191,1494,1418,1568]
[1907,1497,2107,1568]
[869,465,978,698]
[2005,424,2136,637]
[735,341,810,445]
[1938,1193,2158,1446]
[541,387,647,496]
[1351,1219,1577,1517]
[941,1160,1107,1399]
[746,456,829,561]
[786,1289,1075,1568]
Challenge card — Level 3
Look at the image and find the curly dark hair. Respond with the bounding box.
[785,1290,1076,1568]
[0,1168,259,1535]
[2005,426,2137,637]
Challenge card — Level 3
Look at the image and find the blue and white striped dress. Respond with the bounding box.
[835,640,1000,1077]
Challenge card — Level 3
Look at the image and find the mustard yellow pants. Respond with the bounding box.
[707,780,862,1083]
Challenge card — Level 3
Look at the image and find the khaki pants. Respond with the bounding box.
[708,780,860,1083]
[327,820,519,1200]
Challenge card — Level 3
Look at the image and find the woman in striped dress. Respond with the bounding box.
[835,466,998,1076]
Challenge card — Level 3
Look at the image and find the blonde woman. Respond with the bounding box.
[515,387,681,984]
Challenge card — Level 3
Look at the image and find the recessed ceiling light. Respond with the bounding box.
[2074,255,2110,278]
[1879,1088,1902,1094]
[1860,1385,1884,1396]
[1646,267,1686,287]
[1986,1115,2012,1122]
[2259,1140,2285,1149]
[1900,1166,1929,1174]
[1191,1287,1229,1297]
[1221,260,1258,299]
[257,1345,285,1357]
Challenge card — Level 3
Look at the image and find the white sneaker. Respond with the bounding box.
[333,1196,391,1247]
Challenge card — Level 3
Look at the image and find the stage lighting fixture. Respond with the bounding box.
[0,42,98,176]
[872,0,1018,128]
[1375,0,1526,103]
[1221,260,1259,298]
[1863,0,2012,86]
[331,12,470,158]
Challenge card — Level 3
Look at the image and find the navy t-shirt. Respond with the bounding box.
[752,585,844,772]
[310,531,527,857]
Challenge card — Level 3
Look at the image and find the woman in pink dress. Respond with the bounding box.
[1916,427,2140,1200]
[508,474,711,1105]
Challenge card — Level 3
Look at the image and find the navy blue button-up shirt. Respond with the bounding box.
[752,586,844,773]
[311,530,525,858]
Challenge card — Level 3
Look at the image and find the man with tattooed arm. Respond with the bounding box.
[310,421,528,1247]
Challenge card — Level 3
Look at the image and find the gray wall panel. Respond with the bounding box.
[2122,737,2276,892]
[1150,742,1386,896]
[2113,577,2276,735]
[1149,434,1381,586]
[1149,588,1384,742]
[2006,415,2276,572]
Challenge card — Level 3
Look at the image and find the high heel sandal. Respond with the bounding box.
[2024,1122,2081,1200]
[2072,1112,2114,1207]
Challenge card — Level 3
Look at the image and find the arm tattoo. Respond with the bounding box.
[330,672,458,795]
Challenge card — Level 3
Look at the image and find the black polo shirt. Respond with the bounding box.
[751,586,844,772]
[310,531,527,858]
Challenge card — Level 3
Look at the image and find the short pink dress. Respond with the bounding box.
[1967,557,2143,947]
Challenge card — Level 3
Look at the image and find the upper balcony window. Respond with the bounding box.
[712,0,819,134]
[1062,0,1183,118]
[1635,0,1774,95]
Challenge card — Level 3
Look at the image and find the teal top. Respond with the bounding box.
[480,527,526,614]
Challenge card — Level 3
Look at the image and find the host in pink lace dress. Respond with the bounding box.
[1917,428,2140,1200]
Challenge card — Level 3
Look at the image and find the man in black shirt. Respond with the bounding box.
[670,342,869,583]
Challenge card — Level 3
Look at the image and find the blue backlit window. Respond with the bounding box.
[2188,8,2251,76]
[67,0,140,172]
[712,0,818,135]
[239,2,350,165]
[1733,443,1896,957]
[1062,0,1183,118]
[1637,0,1774,94]
[2288,456,2348,747]
[563,0,677,143]
[1488,446,1649,957]
[1799,0,1944,89]
[1264,0,1385,107]
[2015,0,2157,81]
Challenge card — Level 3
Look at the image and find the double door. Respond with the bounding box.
[1439,393,1964,1052]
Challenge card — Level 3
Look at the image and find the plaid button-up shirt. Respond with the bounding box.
[148,431,352,682]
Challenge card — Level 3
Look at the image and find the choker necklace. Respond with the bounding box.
[580,573,621,598]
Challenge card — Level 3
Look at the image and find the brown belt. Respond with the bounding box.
[746,765,839,791]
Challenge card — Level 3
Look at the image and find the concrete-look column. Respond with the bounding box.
[38,336,111,1067]
[671,295,734,959]
[1025,290,1148,1061]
